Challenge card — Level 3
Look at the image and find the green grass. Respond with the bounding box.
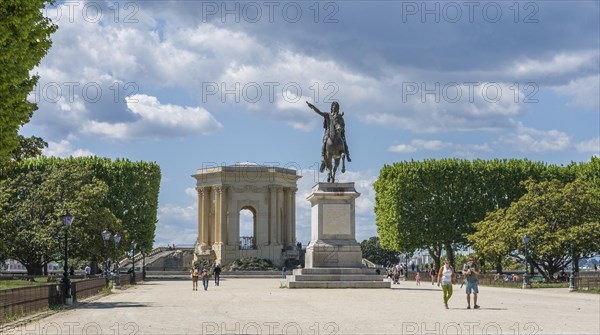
[576,288,600,294]
[0,278,53,290]
[478,281,570,289]
[0,277,84,290]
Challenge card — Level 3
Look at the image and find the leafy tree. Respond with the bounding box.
[360,236,400,266]
[0,159,120,275]
[88,157,161,254]
[0,157,160,274]
[469,178,600,281]
[0,1,57,161]
[11,135,47,161]
[374,159,569,272]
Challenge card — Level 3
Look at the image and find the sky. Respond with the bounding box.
[22,0,600,248]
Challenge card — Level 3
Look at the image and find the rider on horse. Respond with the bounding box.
[306,101,351,171]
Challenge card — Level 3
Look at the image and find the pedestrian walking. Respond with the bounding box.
[214,263,221,286]
[415,272,421,285]
[430,266,437,285]
[462,255,480,309]
[191,267,199,291]
[201,268,209,290]
[437,258,456,309]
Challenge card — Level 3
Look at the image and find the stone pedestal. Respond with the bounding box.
[305,183,362,268]
[288,183,389,289]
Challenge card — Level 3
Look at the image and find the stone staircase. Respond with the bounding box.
[287,267,390,288]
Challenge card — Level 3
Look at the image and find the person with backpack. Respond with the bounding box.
[191,267,199,291]
[462,255,480,309]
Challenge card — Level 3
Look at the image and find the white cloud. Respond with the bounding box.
[82,94,223,140]
[389,140,491,155]
[552,75,600,111]
[509,50,599,78]
[389,144,417,154]
[185,187,197,198]
[499,123,572,153]
[365,81,527,133]
[575,137,600,153]
[43,140,94,158]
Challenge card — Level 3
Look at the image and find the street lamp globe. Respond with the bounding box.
[101,229,112,288]
[102,229,111,241]
[61,210,73,227]
[60,210,74,304]
[522,234,531,289]
[113,233,121,287]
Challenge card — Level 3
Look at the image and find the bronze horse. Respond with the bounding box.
[322,114,347,183]
[307,101,351,183]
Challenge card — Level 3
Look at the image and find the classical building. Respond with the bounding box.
[192,164,301,267]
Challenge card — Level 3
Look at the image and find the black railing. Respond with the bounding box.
[239,236,254,250]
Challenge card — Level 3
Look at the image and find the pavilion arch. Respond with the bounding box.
[239,205,257,249]
[192,165,301,267]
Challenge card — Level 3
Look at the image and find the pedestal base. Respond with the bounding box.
[287,268,390,289]
[305,239,363,268]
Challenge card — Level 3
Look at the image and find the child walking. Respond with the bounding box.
[415,272,421,285]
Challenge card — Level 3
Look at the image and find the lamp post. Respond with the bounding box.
[61,210,74,304]
[131,241,137,285]
[522,235,531,289]
[114,233,121,287]
[101,229,111,288]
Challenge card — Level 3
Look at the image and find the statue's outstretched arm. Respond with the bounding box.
[306,101,326,117]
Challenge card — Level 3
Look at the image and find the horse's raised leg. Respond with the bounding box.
[341,154,346,173]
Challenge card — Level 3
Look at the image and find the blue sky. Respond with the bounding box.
[23,0,599,247]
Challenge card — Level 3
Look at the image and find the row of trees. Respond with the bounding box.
[374,158,600,280]
[0,157,161,275]
[0,0,57,161]
[0,2,164,275]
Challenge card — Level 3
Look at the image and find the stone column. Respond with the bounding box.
[276,186,283,245]
[269,185,277,245]
[197,187,204,247]
[288,188,295,246]
[291,188,297,244]
[202,186,210,247]
[220,186,228,244]
[214,186,221,245]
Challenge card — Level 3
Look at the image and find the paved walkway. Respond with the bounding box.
[3,279,599,334]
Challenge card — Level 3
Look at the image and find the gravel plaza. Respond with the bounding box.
[2,278,599,335]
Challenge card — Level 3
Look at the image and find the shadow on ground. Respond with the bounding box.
[78,302,149,309]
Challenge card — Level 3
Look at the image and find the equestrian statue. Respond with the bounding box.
[306,101,351,183]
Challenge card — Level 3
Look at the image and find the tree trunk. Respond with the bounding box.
[495,255,503,274]
[25,263,44,276]
[444,243,455,268]
[428,247,442,272]
[573,252,580,273]
[91,260,99,275]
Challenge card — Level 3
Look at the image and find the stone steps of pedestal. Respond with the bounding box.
[293,268,378,275]
[290,274,384,282]
[288,281,391,289]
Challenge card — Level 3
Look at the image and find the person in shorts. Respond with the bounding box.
[462,255,480,309]
[191,267,199,291]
